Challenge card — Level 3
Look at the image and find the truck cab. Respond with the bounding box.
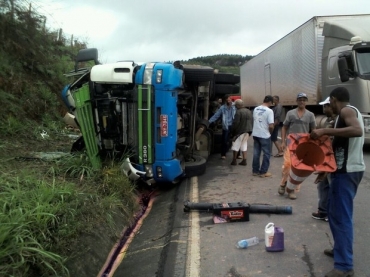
[324,36,370,140]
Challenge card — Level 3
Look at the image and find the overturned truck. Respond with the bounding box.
[62,48,240,185]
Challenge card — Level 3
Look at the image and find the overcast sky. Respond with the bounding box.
[33,0,368,63]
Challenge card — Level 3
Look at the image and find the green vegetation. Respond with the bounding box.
[183,54,253,75]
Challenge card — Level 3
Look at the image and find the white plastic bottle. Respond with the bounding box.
[265,222,275,248]
[236,236,259,249]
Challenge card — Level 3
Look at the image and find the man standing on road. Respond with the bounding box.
[208,95,236,160]
[311,97,337,221]
[251,95,274,177]
[230,99,253,166]
[271,95,284,157]
[310,87,365,277]
[278,92,316,199]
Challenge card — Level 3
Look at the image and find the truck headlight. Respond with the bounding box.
[156,166,163,178]
[144,63,154,85]
[144,165,153,177]
[156,69,163,83]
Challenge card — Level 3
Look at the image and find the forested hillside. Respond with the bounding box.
[0,1,84,126]
[184,54,253,75]
[187,53,253,66]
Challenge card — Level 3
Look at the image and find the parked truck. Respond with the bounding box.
[240,14,370,142]
[61,48,240,185]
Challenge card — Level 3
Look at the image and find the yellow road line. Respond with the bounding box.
[186,176,200,277]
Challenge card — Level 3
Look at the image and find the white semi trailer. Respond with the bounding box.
[240,14,370,143]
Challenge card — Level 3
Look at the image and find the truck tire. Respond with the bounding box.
[214,84,240,97]
[197,118,210,129]
[182,65,214,83]
[211,130,222,154]
[214,73,240,84]
[233,75,241,84]
[209,81,216,100]
[185,155,206,177]
[71,136,85,152]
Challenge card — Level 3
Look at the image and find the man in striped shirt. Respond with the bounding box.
[278,92,316,199]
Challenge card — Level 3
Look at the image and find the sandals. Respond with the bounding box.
[274,153,283,157]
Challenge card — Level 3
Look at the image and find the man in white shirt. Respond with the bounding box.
[251,95,274,177]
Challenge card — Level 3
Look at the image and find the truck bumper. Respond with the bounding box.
[121,158,146,181]
[121,157,184,185]
[121,158,156,186]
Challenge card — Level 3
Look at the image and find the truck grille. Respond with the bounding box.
[137,85,154,164]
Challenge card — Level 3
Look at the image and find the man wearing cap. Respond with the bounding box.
[312,97,337,221]
[251,95,274,177]
[278,92,316,199]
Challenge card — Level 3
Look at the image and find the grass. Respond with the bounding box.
[0,116,29,135]
[0,177,71,276]
[0,123,139,277]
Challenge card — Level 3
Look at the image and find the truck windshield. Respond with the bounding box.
[356,51,370,76]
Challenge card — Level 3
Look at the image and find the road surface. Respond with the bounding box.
[115,140,370,277]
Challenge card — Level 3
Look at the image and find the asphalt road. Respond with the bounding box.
[115,140,370,277]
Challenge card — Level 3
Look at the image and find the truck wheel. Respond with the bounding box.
[71,136,85,152]
[211,130,222,154]
[197,118,210,129]
[214,73,240,84]
[214,84,240,97]
[185,155,206,177]
[209,81,216,100]
[183,65,214,83]
[233,75,241,84]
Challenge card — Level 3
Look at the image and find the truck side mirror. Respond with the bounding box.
[338,57,350,82]
[74,48,100,72]
[173,61,183,70]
